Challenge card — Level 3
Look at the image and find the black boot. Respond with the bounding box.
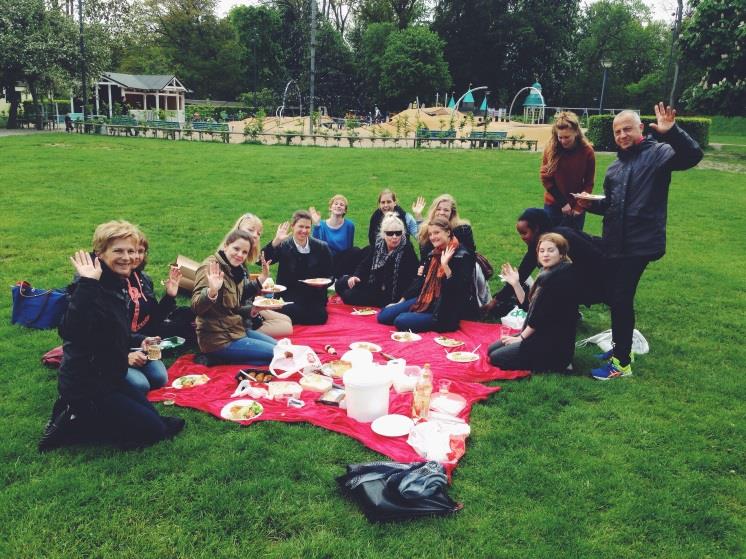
[38,401,76,452]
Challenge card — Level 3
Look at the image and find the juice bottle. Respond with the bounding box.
[411,364,433,420]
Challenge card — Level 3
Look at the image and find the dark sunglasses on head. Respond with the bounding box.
[384,231,404,237]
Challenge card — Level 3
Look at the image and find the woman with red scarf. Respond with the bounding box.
[377,217,478,332]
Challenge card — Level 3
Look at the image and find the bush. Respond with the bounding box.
[587,114,711,151]
[708,115,746,136]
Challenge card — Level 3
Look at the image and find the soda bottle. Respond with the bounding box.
[411,364,433,420]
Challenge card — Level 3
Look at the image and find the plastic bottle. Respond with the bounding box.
[411,363,433,421]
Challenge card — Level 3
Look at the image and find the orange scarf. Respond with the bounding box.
[411,237,459,312]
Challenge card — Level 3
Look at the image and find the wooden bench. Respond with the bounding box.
[146,120,181,140]
[191,121,230,143]
[108,116,139,136]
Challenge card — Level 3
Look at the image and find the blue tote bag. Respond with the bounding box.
[11,281,69,329]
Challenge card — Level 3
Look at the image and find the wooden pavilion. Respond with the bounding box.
[94,73,188,122]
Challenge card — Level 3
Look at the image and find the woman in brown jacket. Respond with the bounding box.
[192,229,277,364]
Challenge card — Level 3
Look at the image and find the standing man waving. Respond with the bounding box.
[577,103,703,380]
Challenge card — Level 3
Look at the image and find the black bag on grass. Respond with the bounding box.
[337,461,462,522]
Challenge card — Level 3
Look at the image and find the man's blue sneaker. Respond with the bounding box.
[594,349,635,363]
[591,357,633,380]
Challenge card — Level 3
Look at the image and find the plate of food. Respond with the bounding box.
[571,192,606,201]
[253,296,288,309]
[371,414,414,437]
[351,307,377,316]
[300,278,332,287]
[172,374,210,389]
[446,351,479,363]
[159,336,185,350]
[260,278,286,294]
[391,331,422,343]
[321,359,352,378]
[220,399,264,421]
[349,341,382,353]
[434,336,465,348]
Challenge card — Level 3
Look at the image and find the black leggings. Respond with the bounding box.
[280,303,328,325]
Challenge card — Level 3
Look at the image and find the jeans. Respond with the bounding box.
[544,203,586,231]
[606,256,650,366]
[208,329,277,365]
[487,339,529,370]
[125,359,168,394]
[377,297,438,332]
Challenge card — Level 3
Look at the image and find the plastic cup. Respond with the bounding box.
[438,379,452,393]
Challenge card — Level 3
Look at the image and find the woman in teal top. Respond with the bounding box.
[310,194,359,277]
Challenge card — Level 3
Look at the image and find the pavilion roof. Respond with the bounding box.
[100,73,186,92]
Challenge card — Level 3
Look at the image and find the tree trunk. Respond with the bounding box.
[28,82,44,130]
[4,83,20,129]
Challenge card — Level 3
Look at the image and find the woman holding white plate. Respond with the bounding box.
[262,210,333,325]
[192,229,277,364]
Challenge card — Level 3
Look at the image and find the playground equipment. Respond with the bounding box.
[276,80,303,120]
[507,82,546,124]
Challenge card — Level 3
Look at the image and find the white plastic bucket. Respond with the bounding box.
[343,364,392,423]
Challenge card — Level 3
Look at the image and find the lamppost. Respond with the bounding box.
[599,59,613,114]
[78,0,87,124]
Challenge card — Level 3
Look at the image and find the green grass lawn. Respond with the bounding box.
[1,134,745,558]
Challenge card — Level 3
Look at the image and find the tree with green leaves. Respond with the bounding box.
[0,0,109,129]
[679,0,745,115]
[379,26,451,109]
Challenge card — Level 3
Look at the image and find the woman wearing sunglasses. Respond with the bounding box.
[335,213,418,307]
[377,217,478,332]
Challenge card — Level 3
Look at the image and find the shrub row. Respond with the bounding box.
[587,114,711,151]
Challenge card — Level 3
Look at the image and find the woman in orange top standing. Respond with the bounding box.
[540,111,596,231]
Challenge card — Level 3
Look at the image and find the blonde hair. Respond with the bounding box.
[542,111,590,176]
[232,213,263,233]
[536,232,572,264]
[221,229,258,264]
[378,213,406,241]
[92,220,140,255]
[418,194,469,244]
[328,194,349,214]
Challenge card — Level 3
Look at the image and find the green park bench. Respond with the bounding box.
[146,120,181,140]
[108,116,139,136]
[191,121,230,143]
[415,128,457,147]
[468,130,508,148]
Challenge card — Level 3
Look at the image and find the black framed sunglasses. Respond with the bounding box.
[384,231,404,237]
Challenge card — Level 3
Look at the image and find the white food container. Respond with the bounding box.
[343,364,392,423]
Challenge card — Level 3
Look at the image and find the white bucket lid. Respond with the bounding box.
[343,364,391,388]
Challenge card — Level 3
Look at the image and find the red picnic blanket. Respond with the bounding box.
[148,302,528,473]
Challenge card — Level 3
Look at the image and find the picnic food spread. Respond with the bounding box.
[172,374,210,389]
[351,307,377,316]
[349,341,382,352]
[446,351,479,363]
[391,332,422,342]
[221,400,264,421]
[322,359,352,378]
[300,278,332,287]
[253,296,287,309]
[434,336,465,348]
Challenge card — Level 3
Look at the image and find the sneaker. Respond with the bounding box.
[594,349,635,363]
[38,404,76,452]
[592,357,632,380]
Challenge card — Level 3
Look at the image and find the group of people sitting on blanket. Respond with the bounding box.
[38,104,703,453]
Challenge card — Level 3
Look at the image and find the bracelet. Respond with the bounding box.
[207,290,218,302]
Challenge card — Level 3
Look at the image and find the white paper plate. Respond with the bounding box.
[220,399,264,421]
[260,284,287,294]
[172,374,210,389]
[300,278,332,287]
[349,341,382,352]
[253,296,288,309]
[371,414,414,437]
[390,331,422,343]
[571,192,605,200]
[351,307,377,316]
[433,336,465,348]
[430,392,467,415]
[446,351,479,363]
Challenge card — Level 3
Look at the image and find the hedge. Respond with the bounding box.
[587,114,710,151]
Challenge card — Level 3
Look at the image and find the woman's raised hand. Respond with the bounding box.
[501,262,519,286]
[258,251,272,283]
[70,250,102,280]
[411,196,426,219]
[440,244,456,268]
[206,260,224,297]
[308,206,322,225]
[347,276,360,289]
[273,221,291,246]
[165,265,182,297]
